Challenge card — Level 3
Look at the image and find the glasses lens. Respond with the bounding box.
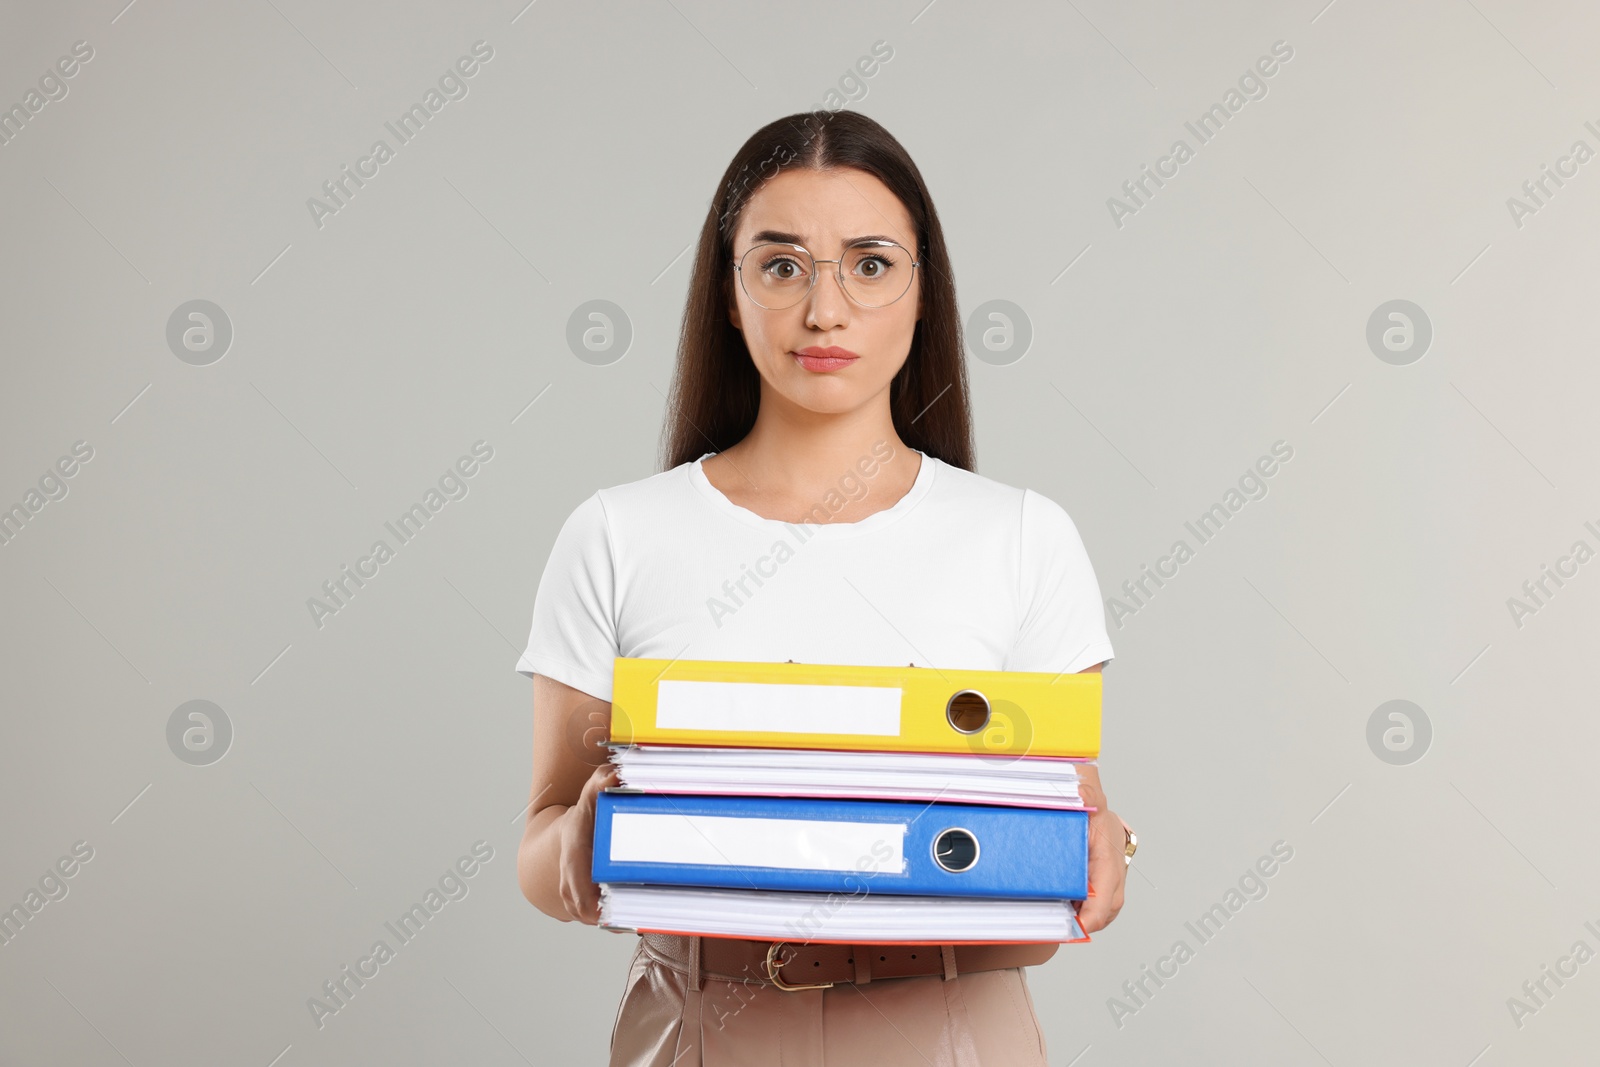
[740,243,814,309]
[841,241,915,307]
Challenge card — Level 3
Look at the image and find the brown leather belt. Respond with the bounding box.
[640,932,1059,990]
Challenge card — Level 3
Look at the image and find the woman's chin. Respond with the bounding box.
[777,387,868,417]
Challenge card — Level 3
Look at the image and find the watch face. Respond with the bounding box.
[932,828,979,872]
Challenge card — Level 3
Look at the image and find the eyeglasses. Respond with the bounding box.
[731,240,920,310]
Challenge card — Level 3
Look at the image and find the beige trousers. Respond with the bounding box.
[608,935,1050,1066]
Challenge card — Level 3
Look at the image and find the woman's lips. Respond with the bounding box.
[793,347,859,372]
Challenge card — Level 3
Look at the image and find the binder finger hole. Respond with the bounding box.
[932,827,980,873]
[946,690,991,734]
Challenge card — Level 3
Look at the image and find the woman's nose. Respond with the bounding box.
[804,264,851,328]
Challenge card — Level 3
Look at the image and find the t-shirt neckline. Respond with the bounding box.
[687,448,938,537]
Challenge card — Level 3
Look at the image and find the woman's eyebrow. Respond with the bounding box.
[749,229,904,248]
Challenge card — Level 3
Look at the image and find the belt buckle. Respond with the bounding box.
[763,941,834,991]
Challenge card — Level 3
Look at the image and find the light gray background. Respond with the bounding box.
[2,0,1596,1064]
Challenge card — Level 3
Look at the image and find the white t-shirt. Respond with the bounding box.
[515,449,1114,702]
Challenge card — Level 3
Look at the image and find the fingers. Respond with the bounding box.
[582,760,620,803]
[578,854,604,925]
[558,785,599,925]
[1077,812,1128,933]
[568,884,600,925]
[1074,879,1125,932]
[1075,763,1106,810]
[565,764,616,925]
[561,852,602,925]
[1078,856,1122,932]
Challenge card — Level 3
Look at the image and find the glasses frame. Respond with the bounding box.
[730,239,921,310]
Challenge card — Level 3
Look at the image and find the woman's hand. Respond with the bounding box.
[1072,761,1128,934]
[556,760,620,925]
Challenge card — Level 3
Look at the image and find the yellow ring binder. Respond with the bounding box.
[610,657,1101,759]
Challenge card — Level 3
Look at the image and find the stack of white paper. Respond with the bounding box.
[600,883,1087,942]
[609,745,1088,809]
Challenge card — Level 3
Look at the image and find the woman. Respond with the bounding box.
[515,109,1132,1066]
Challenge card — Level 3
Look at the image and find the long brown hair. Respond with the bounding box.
[659,109,975,473]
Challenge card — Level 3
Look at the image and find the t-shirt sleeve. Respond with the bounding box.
[514,491,620,702]
[1004,488,1115,675]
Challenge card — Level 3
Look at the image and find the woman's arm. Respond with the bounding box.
[516,672,619,924]
[1073,660,1129,933]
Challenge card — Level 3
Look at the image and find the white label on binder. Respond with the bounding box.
[610,812,907,873]
[656,680,902,735]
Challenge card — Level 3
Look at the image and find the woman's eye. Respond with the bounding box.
[855,255,891,277]
[764,258,805,280]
